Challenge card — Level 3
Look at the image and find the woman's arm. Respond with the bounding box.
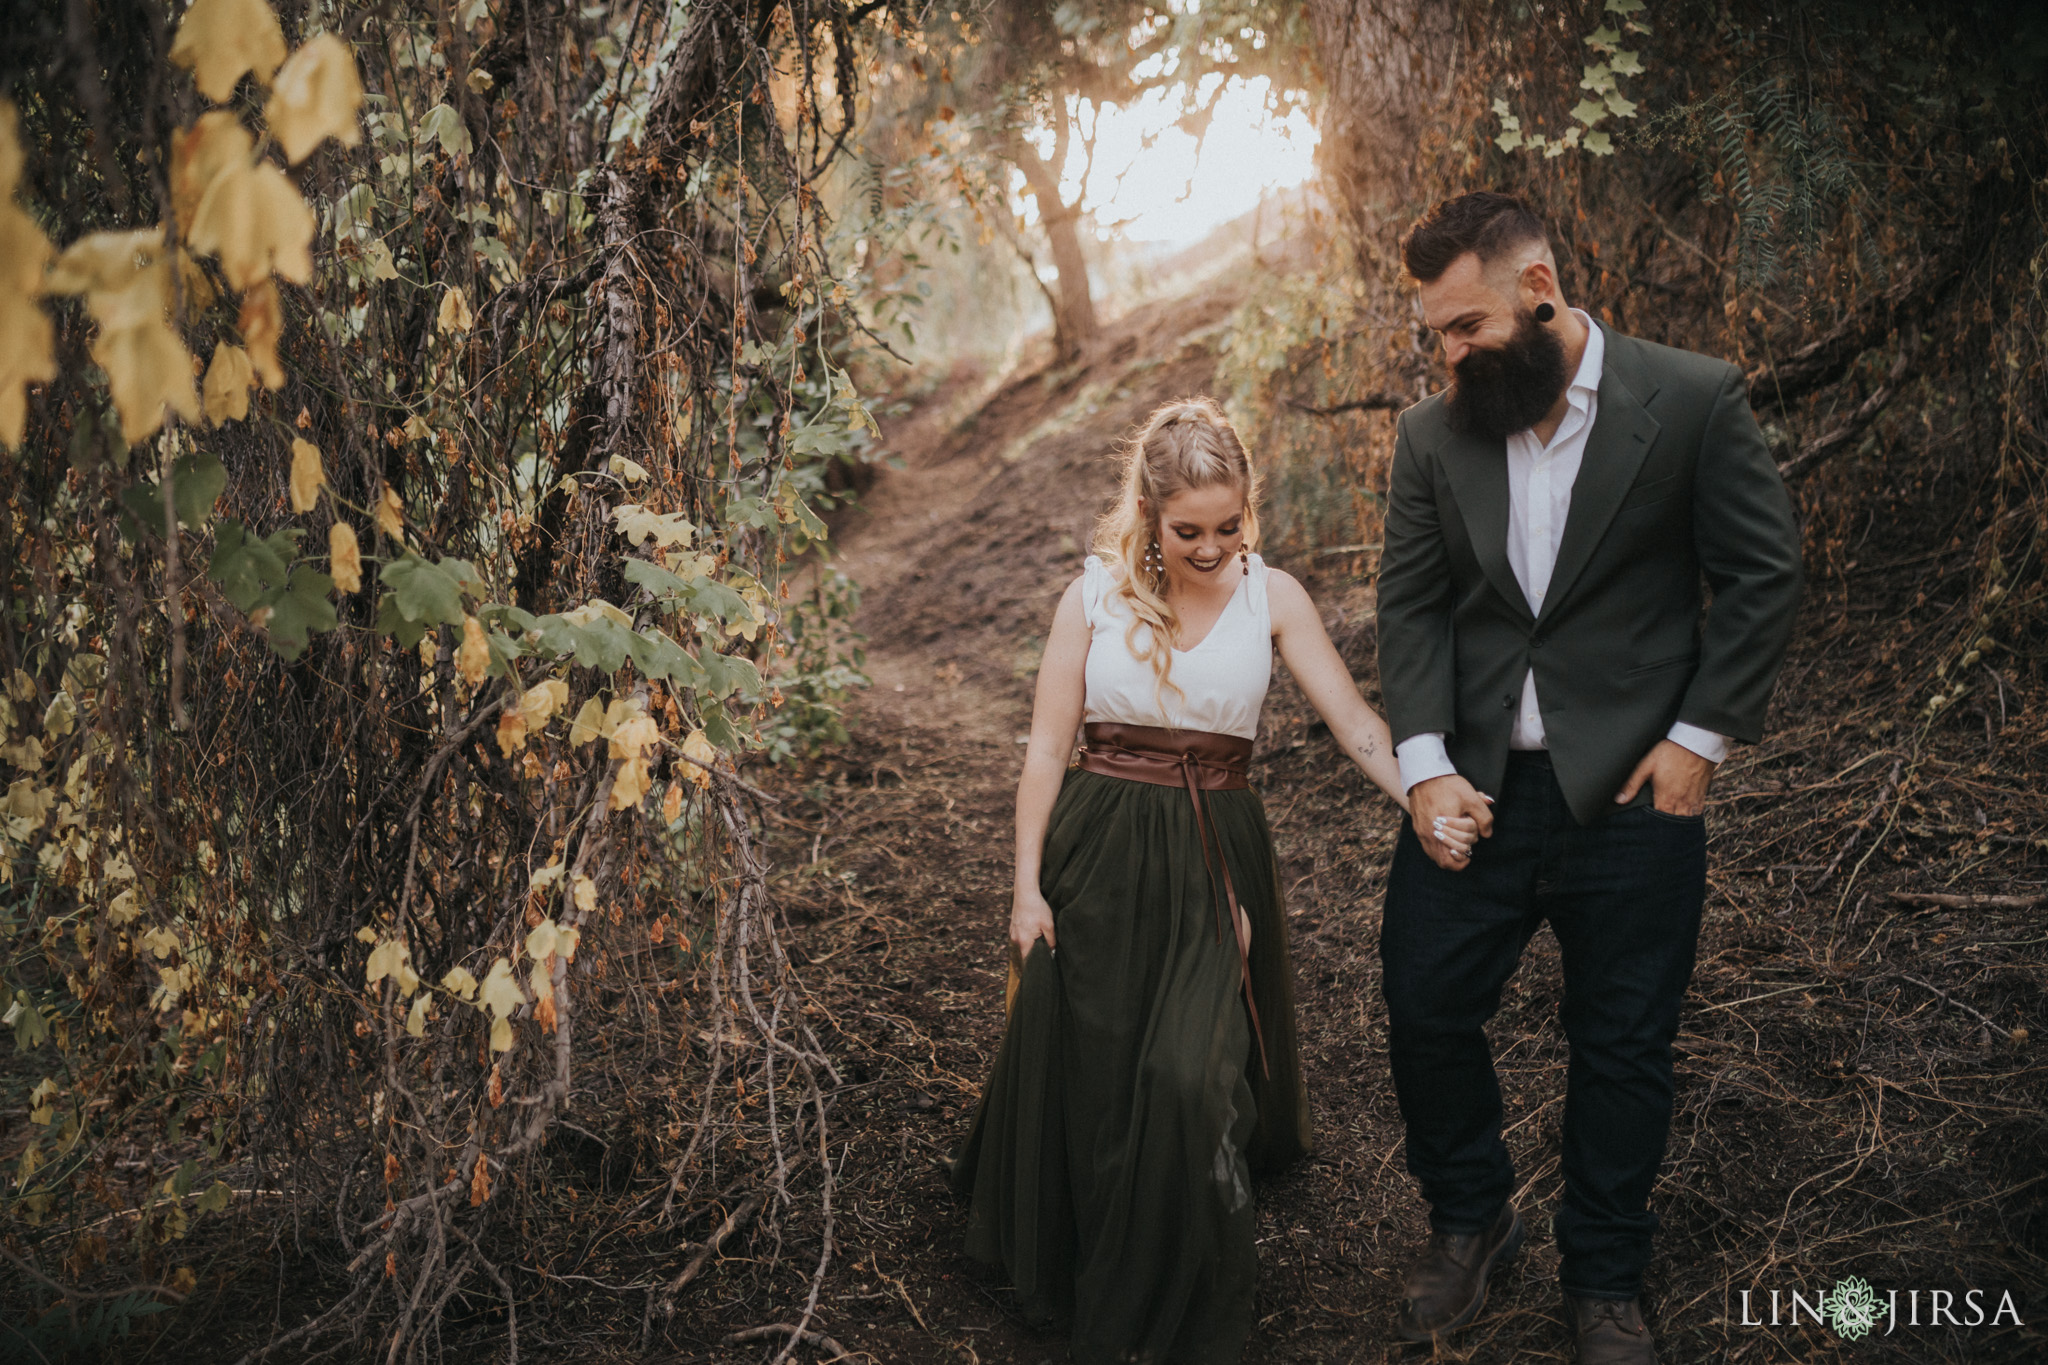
[1011,576,1091,956]
[1269,569,1460,829]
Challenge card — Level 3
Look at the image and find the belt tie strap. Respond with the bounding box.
[1075,723,1269,1079]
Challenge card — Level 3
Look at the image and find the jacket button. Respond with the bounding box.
[1502,696,1514,709]
[1531,636,1547,650]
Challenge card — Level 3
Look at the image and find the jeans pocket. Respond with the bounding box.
[1643,805,1705,825]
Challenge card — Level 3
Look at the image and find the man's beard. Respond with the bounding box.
[1444,308,1570,441]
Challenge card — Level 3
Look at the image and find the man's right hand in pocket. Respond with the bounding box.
[1409,773,1494,871]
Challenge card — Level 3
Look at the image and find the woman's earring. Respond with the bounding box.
[1241,547,1250,577]
[1144,539,1164,581]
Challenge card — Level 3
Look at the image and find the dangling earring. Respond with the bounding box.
[1144,539,1164,583]
[1241,547,1250,577]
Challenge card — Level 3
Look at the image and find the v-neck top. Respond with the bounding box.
[1079,553,1273,740]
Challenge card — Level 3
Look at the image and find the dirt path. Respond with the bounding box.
[735,293,2047,1365]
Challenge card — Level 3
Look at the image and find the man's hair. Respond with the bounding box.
[1400,191,1549,284]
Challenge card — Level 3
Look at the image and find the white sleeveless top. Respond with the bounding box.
[1080,554,1274,740]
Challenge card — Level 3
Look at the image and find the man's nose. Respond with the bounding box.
[1443,337,1469,366]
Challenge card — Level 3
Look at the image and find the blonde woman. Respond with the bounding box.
[951,398,1480,1362]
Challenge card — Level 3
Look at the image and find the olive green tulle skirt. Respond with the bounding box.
[950,767,1311,1365]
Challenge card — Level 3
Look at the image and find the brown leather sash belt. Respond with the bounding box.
[1076,722,1269,1078]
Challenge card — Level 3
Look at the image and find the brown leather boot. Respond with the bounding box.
[1392,1203,1524,1341]
[1562,1294,1658,1364]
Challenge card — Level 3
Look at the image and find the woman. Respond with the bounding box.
[951,398,1481,1362]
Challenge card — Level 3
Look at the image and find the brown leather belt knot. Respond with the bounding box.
[1075,722,1269,1078]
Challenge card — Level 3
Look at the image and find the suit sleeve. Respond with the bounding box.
[1376,413,1460,747]
[1679,365,1804,742]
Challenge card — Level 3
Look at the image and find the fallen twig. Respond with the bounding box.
[724,1322,856,1360]
[1886,890,2046,910]
[1893,973,2016,1039]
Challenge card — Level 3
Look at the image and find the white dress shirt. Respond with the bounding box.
[1395,312,1729,794]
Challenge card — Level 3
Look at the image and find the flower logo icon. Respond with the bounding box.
[1825,1276,1882,1341]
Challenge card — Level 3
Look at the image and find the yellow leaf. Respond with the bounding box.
[141,926,181,960]
[265,34,364,164]
[529,862,565,891]
[572,874,596,913]
[353,926,378,943]
[362,237,399,281]
[109,888,141,925]
[455,615,489,685]
[364,937,408,987]
[405,994,429,1037]
[489,1015,512,1053]
[169,0,287,103]
[679,728,718,789]
[525,919,560,962]
[42,693,74,738]
[329,521,361,593]
[661,782,683,821]
[239,279,285,388]
[47,230,199,442]
[288,437,324,512]
[437,285,472,333]
[0,105,55,450]
[517,678,568,729]
[567,697,605,747]
[188,157,315,290]
[609,713,660,761]
[440,966,478,1000]
[375,484,405,540]
[477,957,523,1019]
[202,343,254,424]
[609,756,651,811]
[170,112,253,235]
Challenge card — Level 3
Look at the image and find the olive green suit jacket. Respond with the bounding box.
[1376,325,1803,825]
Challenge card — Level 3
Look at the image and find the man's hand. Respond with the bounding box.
[1409,773,1494,871]
[1614,739,1717,814]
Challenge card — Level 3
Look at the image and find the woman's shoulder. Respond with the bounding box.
[1255,560,1316,629]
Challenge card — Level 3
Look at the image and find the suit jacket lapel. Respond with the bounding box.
[1436,428,1532,623]
[1536,358,1662,629]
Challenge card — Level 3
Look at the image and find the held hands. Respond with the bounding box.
[1010,884,1057,959]
[1409,774,1493,871]
[1614,739,1717,815]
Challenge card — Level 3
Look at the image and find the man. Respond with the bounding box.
[1374,191,1802,1364]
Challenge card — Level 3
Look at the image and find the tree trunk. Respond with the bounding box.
[1007,132,1097,361]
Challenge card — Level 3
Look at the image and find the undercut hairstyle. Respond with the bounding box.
[1400,191,1550,284]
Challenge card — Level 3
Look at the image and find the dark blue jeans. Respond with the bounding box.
[1379,751,1705,1299]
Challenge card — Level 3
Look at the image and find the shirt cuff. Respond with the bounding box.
[1395,733,1458,794]
[1665,721,1729,764]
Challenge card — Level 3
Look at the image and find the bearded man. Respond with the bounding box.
[1373,191,1803,1363]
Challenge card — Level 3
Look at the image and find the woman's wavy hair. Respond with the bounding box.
[1092,397,1261,702]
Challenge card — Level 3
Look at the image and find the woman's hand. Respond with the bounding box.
[1234,901,1252,959]
[1431,810,1483,863]
[1010,885,1058,959]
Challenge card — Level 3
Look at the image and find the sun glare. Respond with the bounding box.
[1018,76,1319,246]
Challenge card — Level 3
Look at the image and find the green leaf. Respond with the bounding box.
[1604,89,1639,119]
[1495,129,1524,153]
[1609,50,1645,76]
[263,566,338,660]
[120,453,229,536]
[626,627,705,687]
[1604,0,1645,13]
[380,552,470,625]
[479,602,538,634]
[1570,97,1612,126]
[374,593,430,649]
[197,1181,233,1215]
[418,103,473,157]
[698,649,762,700]
[1579,62,1615,93]
[1583,130,1616,156]
[209,522,298,611]
[1583,24,1621,51]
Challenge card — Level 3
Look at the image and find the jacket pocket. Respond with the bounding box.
[1626,652,1697,677]
[1619,474,1681,510]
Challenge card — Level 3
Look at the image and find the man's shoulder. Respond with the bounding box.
[1602,326,1738,403]
[1396,388,1453,450]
